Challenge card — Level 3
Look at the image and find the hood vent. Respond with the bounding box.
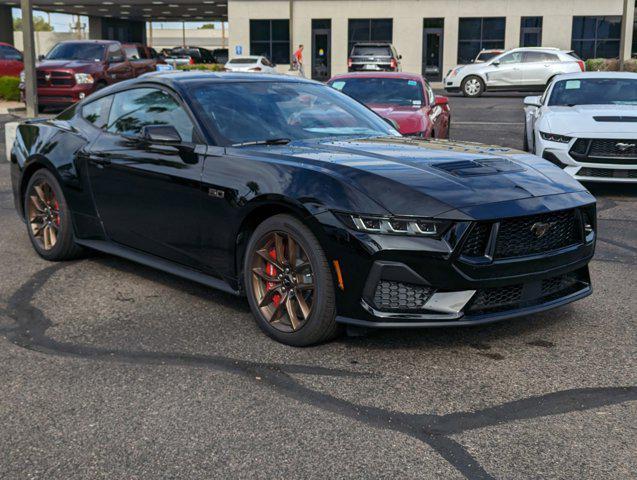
[593,116,637,123]
[433,158,525,177]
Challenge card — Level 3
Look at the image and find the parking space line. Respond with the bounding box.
[452,121,525,125]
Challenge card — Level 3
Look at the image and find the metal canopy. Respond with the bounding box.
[0,0,227,21]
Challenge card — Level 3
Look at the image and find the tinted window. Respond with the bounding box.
[229,58,259,64]
[549,78,637,106]
[475,51,500,62]
[250,20,290,64]
[331,77,424,106]
[46,43,105,61]
[124,46,140,60]
[107,44,125,62]
[571,16,621,59]
[351,45,392,57]
[107,88,194,142]
[0,45,22,60]
[82,95,112,128]
[191,81,396,145]
[458,17,505,64]
[523,51,558,62]
[520,16,542,47]
[348,19,393,55]
[498,52,523,64]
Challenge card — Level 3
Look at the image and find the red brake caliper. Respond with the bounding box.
[54,201,60,225]
[266,247,281,306]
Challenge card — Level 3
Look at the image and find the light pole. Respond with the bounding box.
[20,0,37,117]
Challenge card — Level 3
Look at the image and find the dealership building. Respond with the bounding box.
[228,0,636,81]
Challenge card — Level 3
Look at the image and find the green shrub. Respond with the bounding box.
[0,76,20,101]
[176,63,224,72]
[584,58,637,72]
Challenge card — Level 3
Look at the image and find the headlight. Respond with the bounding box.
[74,73,94,84]
[19,71,25,83]
[334,212,451,237]
[449,67,462,78]
[540,132,572,143]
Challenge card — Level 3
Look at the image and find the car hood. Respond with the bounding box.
[544,104,637,136]
[240,137,588,218]
[37,59,100,71]
[368,105,427,134]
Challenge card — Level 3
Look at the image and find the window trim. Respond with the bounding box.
[571,15,622,59]
[520,16,543,47]
[249,19,290,64]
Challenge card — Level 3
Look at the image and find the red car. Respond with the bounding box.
[20,40,136,111]
[327,72,450,139]
[122,43,165,76]
[0,43,23,77]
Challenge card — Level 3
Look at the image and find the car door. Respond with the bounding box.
[85,86,207,269]
[521,51,559,87]
[105,44,135,82]
[484,51,524,87]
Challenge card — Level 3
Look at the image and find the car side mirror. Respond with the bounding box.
[141,125,182,143]
[37,54,45,61]
[434,95,449,107]
[491,60,500,66]
[524,95,542,108]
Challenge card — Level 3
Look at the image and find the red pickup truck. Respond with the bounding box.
[20,40,137,111]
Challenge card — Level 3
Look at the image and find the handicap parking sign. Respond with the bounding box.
[235,45,243,55]
[156,63,175,71]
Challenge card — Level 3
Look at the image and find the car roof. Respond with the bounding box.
[0,42,17,48]
[351,42,393,46]
[57,40,119,45]
[553,71,637,81]
[328,71,423,82]
[228,56,261,61]
[509,46,566,53]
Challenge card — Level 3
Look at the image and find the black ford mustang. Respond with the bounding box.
[10,72,596,346]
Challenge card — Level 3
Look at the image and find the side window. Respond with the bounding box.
[423,80,435,105]
[523,51,543,63]
[138,47,149,59]
[124,46,139,60]
[498,52,523,64]
[107,44,125,62]
[82,95,112,129]
[543,53,559,62]
[106,88,195,143]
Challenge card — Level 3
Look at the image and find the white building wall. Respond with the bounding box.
[229,0,630,79]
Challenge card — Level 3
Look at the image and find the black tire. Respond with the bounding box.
[244,214,340,346]
[461,76,485,98]
[24,169,84,261]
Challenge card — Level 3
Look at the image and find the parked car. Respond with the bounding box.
[19,40,135,111]
[122,43,164,76]
[0,43,23,77]
[473,49,504,63]
[524,72,637,183]
[224,56,275,73]
[348,43,401,72]
[165,46,218,66]
[328,72,450,138]
[211,48,229,65]
[445,47,585,97]
[10,71,596,346]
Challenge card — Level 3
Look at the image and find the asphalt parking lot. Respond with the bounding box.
[0,93,636,480]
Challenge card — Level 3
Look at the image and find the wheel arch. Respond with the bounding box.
[233,197,331,293]
[18,156,61,219]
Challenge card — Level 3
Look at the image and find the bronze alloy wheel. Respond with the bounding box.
[250,231,315,332]
[27,180,60,251]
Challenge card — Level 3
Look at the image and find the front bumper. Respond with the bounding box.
[20,83,96,107]
[538,137,637,183]
[315,193,596,328]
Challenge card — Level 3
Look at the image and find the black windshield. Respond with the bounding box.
[46,43,106,61]
[190,81,397,145]
[330,78,424,107]
[549,78,637,106]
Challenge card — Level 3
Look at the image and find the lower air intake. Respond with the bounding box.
[372,280,434,311]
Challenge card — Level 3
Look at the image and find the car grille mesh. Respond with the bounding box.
[570,138,637,164]
[372,280,434,311]
[578,167,637,179]
[469,284,523,312]
[461,210,581,259]
[494,210,579,258]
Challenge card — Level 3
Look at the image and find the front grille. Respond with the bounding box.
[494,210,579,258]
[578,167,637,179]
[372,280,434,311]
[570,138,637,165]
[461,209,581,260]
[37,70,75,87]
[467,270,588,315]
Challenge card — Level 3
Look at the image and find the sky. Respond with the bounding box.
[12,8,221,32]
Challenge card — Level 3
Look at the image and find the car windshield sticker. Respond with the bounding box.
[331,81,345,90]
[565,80,581,90]
[412,100,422,106]
[407,80,417,86]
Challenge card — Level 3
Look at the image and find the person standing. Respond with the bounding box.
[293,44,305,78]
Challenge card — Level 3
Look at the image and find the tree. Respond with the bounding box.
[13,16,54,32]
[198,24,216,30]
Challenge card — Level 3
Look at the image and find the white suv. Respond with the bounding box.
[444,47,585,97]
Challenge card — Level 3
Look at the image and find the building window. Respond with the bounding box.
[520,17,542,47]
[348,19,393,55]
[571,16,621,59]
[457,17,505,64]
[250,19,290,64]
